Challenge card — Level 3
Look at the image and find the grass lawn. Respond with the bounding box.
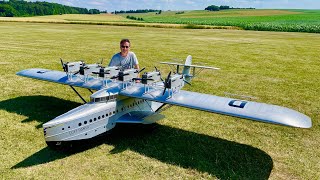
[0,22,319,179]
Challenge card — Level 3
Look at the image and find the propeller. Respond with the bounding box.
[92,68,110,77]
[132,72,154,82]
[132,77,154,81]
[162,71,171,95]
[138,67,145,73]
[74,64,89,75]
[117,71,130,81]
[60,58,67,72]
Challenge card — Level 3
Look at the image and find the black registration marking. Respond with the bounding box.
[37,70,50,74]
[228,100,247,108]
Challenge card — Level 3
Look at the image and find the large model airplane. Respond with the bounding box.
[16,55,312,148]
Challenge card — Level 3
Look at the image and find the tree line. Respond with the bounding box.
[205,5,255,11]
[113,9,160,14]
[0,0,100,17]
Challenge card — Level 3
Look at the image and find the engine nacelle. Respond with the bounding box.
[64,61,83,73]
[141,71,161,85]
[118,69,139,82]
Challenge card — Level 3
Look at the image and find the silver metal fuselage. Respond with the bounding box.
[43,93,163,142]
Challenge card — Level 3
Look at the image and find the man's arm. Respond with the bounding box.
[134,64,140,70]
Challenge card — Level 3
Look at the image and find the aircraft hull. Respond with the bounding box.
[43,95,165,146]
[43,102,117,142]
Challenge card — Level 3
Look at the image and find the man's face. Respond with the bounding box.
[120,42,130,54]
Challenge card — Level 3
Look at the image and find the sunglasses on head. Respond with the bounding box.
[121,46,129,48]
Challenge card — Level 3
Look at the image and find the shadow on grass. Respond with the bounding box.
[107,124,273,179]
[8,96,273,179]
[0,95,81,128]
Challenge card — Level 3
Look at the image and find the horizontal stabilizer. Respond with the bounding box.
[160,62,220,70]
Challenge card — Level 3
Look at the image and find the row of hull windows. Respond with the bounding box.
[61,110,115,130]
[121,99,147,111]
[78,111,114,127]
[61,99,147,131]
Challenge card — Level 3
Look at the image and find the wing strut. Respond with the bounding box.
[88,89,94,93]
[69,86,87,103]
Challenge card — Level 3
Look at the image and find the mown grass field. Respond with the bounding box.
[0,22,319,179]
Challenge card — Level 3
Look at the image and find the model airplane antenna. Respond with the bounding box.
[155,66,164,81]
[224,92,258,100]
[100,58,104,66]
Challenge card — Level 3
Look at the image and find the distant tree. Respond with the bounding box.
[0,4,18,17]
[0,0,97,17]
[115,9,160,14]
[88,9,100,14]
[220,5,230,10]
[126,15,144,21]
[205,5,220,11]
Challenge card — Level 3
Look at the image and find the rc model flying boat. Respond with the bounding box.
[16,55,312,148]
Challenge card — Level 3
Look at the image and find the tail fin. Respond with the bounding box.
[160,55,219,83]
[182,55,192,82]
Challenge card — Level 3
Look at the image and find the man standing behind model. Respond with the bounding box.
[109,39,140,71]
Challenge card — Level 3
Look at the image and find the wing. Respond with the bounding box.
[17,68,105,90]
[120,86,312,128]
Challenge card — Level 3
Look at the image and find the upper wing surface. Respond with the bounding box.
[17,68,312,128]
[17,68,104,90]
[120,86,311,128]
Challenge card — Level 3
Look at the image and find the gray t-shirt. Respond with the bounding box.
[108,52,138,70]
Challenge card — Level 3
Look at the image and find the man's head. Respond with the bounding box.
[120,39,130,56]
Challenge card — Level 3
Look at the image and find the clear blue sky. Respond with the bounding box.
[29,0,320,11]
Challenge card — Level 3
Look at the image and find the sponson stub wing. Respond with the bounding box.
[120,86,312,128]
[16,68,106,90]
[116,111,165,124]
